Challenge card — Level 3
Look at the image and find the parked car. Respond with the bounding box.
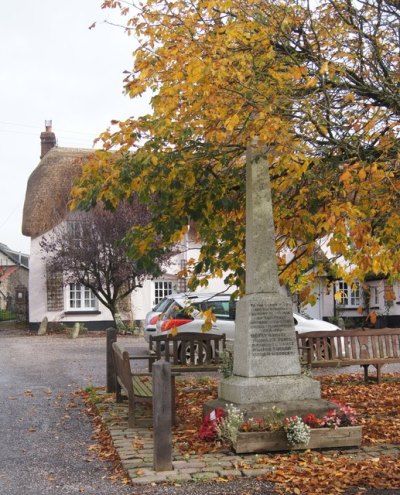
[143,293,180,343]
[150,293,340,344]
[293,312,340,333]
[143,292,221,342]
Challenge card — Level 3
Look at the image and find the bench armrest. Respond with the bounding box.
[129,355,156,361]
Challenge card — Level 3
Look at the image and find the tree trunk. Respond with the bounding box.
[112,310,127,333]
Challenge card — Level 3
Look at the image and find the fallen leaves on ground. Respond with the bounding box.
[81,373,400,494]
[78,389,131,486]
[255,452,400,494]
[173,377,219,455]
[320,374,400,445]
[172,373,400,494]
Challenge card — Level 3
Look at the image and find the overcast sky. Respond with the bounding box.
[0,0,150,254]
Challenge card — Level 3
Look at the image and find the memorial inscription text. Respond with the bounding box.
[249,302,296,357]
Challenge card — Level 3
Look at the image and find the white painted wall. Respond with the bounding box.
[32,224,400,327]
[29,232,114,325]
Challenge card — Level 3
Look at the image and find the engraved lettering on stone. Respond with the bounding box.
[249,302,296,357]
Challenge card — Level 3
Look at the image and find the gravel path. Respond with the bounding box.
[1,325,399,495]
[0,327,136,495]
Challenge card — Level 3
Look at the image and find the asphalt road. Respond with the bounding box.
[0,328,144,495]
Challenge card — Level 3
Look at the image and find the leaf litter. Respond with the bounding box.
[81,373,400,494]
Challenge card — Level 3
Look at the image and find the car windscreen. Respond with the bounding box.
[166,301,199,320]
[153,297,174,312]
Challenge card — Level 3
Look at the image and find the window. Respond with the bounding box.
[201,300,230,319]
[335,281,361,307]
[371,286,379,306]
[200,299,236,320]
[68,283,96,310]
[154,281,173,306]
[177,259,188,293]
[384,284,396,304]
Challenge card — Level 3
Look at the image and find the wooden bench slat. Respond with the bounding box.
[132,375,153,397]
[392,335,399,358]
[112,342,176,427]
[384,335,391,357]
[296,328,400,383]
[371,335,378,358]
[149,332,226,373]
[350,337,357,359]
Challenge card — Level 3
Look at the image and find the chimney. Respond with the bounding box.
[40,120,56,159]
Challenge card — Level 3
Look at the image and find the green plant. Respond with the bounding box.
[219,349,233,379]
[117,321,143,335]
[215,404,244,444]
[0,309,16,321]
[84,386,102,404]
[284,416,311,446]
[48,322,68,334]
[78,322,88,334]
[301,363,313,377]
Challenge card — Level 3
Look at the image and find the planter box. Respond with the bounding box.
[233,426,362,454]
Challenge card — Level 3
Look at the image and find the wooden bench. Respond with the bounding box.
[296,328,400,383]
[111,342,176,427]
[149,332,226,373]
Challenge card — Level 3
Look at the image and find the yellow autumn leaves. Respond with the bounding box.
[72,0,399,305]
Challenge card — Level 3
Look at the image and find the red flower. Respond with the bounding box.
[303,413,321,428]
[198,408,225,441]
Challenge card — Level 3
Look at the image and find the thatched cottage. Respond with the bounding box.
[22,123,400,331]
[21,122,219,331]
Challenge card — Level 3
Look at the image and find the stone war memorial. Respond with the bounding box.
[208,142,337,423]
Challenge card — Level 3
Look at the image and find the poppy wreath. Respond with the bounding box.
[198,407,225,441]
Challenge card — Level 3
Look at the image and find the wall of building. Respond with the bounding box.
[28,233,115,330]
[302,277,400,328]
[130,231,229,321]
[0,251,29,311]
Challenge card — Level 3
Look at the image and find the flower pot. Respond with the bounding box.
[233,426,362,454]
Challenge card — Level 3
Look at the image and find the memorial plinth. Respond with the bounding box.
[217,142,324,414]
[218,291,321,405]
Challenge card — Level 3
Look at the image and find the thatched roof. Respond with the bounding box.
[22,147,93,238]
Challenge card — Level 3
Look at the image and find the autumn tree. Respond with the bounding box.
[73,0,400,304]
[40,200,172,328]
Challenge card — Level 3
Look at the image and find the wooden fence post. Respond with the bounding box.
[106,327,117,393]
[152,360,173,472]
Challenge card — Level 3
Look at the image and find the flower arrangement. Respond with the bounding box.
[198,407,225,441]
[240,406,285,434]
[303,402,357,429]
[303,413,321,428]
[200,402,358,449]
[215,404,244,444]
[284,416,311,446]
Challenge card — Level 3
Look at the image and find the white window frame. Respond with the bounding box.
[371,286,379,306]
[154,280,173,306]
[67,283,97,311]
[335,281,362,308]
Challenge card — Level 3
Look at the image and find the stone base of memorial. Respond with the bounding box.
[218,375,321,405]
[218,293,323,405]
[232,426,362,454]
